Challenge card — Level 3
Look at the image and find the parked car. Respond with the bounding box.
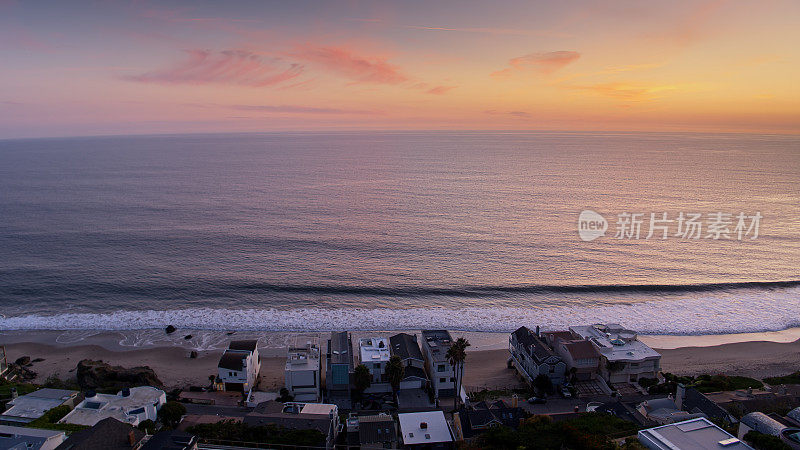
[527,396,547,404]
[559,386,572,398]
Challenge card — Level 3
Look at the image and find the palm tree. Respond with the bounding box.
[354,364,372,402]
[446,337,470,411]
[386,355,405,398]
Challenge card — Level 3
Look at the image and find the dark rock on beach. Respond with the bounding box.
[14,356,31,366]
[165,325,177,334]
[76,359,164,390]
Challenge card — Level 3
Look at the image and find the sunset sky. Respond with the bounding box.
[1,0,798,138]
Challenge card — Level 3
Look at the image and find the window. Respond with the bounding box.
[440,377,447,383]
[450,377,455,382]
[437,364,446,372]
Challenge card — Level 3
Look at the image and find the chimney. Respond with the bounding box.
[535,326,540,337]
[128,430,136,446]
[512,394,518,408]
[675,383,685,410]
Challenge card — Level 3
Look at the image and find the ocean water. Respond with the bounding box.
[0,131,798,334]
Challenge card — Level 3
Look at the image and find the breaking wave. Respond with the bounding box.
[1,285,798,335]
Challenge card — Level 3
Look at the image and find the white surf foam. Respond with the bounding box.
[2,286,798,335]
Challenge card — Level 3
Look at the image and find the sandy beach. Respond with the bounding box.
[2,329,798,390]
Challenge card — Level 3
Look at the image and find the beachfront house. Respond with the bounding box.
[1,388,80,425]
[59,386,166,427]
[285,336,322,402]
[398,410,454,449]
[390,333,429,390]
[358,337,392,393]
[245,401,340,449]
[570,324,661,384]
[326,331,354,399]
[217,340,261,393]
[421,330,456,398]
[0,425,65,450]
[509,326,566,387]
[542,331,602,382]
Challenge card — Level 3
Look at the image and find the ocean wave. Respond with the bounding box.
[2,286,799,335]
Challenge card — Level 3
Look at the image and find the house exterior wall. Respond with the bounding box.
[601,356,660,384]
[554,343,600,381]
[286,365,321,402]
[424,354,455,398]
[218,351,260,392]
[508,336,566,386]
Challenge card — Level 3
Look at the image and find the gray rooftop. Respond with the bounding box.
[0,425,64,448]
[2,389,78,421]
[421,330,453,363]
[638,418,753,450]
[328,331,353,365]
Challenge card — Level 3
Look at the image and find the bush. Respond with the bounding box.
[764,372,800,385]
[138,419,157,434]
[158,401,186,429]
[477,412,638,449]
[744,430,792,450]
[188,419,326,447]
[637,377,658,388]
[26,404,89,435]
[694,375,763,393]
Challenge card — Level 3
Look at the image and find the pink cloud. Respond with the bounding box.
[291,45,408,84]
[492,51,580,77]
[125,50,303,87]
[426,85,456,95]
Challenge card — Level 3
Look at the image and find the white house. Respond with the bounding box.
[59,386,166,427]
[1,388,80,425]
[398,410,454,449]
[421,330,456,398]
[285,337,322,402]
[570,324,661,384]
[359,337,391,393]
[218,340,261,392]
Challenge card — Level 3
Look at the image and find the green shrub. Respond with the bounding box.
[764,372,800,385]
[744,430,792,450]
[188,419,326,447]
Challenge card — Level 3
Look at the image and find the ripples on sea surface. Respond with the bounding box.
[0,131,798,333]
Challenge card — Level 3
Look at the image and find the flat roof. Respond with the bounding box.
[398,411,453,445]
[571,324,660,361]
[638,418,753,450]
[421,330,453,363]
[359,337,390,363]
[60,387,165,427]
[2,389,78,420]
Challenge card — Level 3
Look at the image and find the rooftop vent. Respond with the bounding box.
[420,422,428,429]
[718,438,741,446]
